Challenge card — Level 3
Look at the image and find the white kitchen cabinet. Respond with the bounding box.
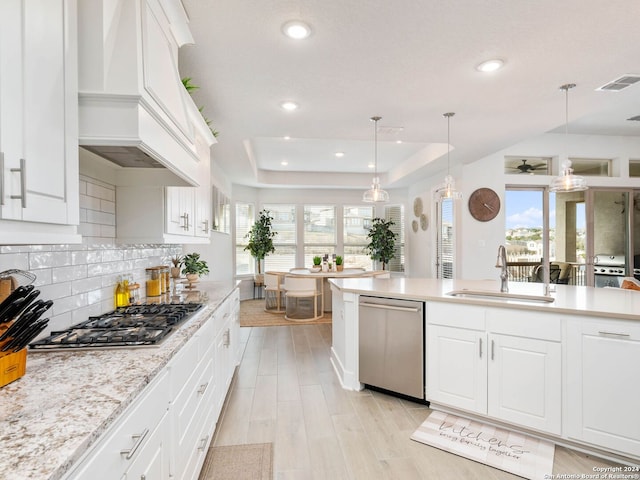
[566,317,640,457]
[426,303,562,434]
[0,0,80,243]
[64,288,241,480]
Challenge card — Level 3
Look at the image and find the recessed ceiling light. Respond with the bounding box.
[476,58,505,73]
[396,140,403,144]
[282,20,312,40]
[283,136,291,140]
[280,101,299,111]
[281,161,288,166]
[368,163,375,169]
[335,152,344,157]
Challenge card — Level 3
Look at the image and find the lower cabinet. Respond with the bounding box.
[63,289,240,480]
[566,317,640,457]
[426,303,562,435]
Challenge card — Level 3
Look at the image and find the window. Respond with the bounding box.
[235,202,254,275]
[303,205,336,266]
[436,199,454,278]
[504,156,551,176]
[629,159,640,177]
[212,186,230,233]
[263,204,296,271]
[343,206,374,269]
[384,204,405,272]
[568,157,611,176]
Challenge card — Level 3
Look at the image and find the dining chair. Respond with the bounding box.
[283,275,322,321]
[264,272,285,313]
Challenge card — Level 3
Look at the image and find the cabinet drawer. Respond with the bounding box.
[427,302,485,330]
[66,370,170,479]
[487,307,561,341]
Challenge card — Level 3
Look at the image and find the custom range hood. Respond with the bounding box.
[77,0,214,186]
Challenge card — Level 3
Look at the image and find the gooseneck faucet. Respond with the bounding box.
[495,245,509,293]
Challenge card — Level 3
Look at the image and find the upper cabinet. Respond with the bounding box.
[77,0,215,187]
[0,0,81,244]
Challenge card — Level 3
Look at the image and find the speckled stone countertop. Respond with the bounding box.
[0,280,239,480]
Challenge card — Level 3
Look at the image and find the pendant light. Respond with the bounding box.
[549,83,588,192]
[435,112,463,200]
[362,116,389,203]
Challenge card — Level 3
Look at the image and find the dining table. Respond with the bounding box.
[266,269,389,312]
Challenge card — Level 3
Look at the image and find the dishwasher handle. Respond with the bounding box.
[359,302,420,313]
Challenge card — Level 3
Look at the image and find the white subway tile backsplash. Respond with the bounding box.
[32,269,52,287]
[80,194,101,210]
[101,199,116,214]
[71,274,102,295]
[0,253,29,271]
[29,251,73,270]
[102,249,124,262]
[52,265,88,283]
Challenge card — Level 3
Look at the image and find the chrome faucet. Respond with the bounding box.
[495,245,509,293]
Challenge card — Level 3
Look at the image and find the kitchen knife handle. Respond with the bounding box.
[10,158,26,208]
[120,428,149,460]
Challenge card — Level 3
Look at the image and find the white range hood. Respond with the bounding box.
[77,0,214,186]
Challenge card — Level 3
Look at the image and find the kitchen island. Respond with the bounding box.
[0,280,240,480]
[329,277,640,465]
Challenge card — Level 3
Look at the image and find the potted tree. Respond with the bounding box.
[366,218,397,270]
[181,252,209,283]
[244,209,276,283]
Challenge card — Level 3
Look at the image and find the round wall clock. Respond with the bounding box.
[468,188,500,222]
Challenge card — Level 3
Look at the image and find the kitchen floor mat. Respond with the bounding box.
[411,411,555,480]
[198,442,273,480]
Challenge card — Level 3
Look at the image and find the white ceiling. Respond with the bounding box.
[178,0,640,190]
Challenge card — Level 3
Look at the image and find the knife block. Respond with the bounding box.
[0,324,27,388]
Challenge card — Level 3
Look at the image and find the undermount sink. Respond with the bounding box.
[445,289,555,303]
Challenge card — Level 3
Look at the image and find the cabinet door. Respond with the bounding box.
[166,187,195,236]
[1,0,78,224]
[124,413,170,480]
[426,325,487,413]
[194,183,211,238]
[488,334,561,434]
[566,319,640,456]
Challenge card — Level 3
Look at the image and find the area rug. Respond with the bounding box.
[240,299,331,327]
[411,411,555,480]
[198,443,273,480]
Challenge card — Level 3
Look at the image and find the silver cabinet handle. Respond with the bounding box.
[223,328,230,347]
[479,338,483,358]
[120,428,149,459]
[197,381,209,395]
[359,303,420,313]
[202,219,209,232]
[181,212,190,230]
[491,339,495,361]
[198,434,210,451]
[10,158,26,208]
[598,331,631,338]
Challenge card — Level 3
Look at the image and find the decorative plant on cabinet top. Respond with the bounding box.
[181,77,219,138]
[244,209,276,281]
[366,218,397,270]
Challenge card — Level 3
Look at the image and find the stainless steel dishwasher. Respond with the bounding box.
[358,296,425,401]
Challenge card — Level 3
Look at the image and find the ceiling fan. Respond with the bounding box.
[510,159,547,174]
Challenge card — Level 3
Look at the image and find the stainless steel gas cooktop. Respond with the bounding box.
[29,303,203,350]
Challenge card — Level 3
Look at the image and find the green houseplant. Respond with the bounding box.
[181,252,209,281]
[170,255,183,279]
[335,255,344,271]
[244,209,276,281]
[366,218,397,270]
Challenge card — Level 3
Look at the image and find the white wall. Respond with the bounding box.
[408,133,640,281]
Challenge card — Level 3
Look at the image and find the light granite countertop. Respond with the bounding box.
[0,280,239,480]
[329,277,640,321]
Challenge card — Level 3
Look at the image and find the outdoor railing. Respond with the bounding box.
[507,261,586,286]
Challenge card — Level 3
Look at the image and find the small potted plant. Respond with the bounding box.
[335,255,344,271]
[170,255,183,279]
[181,252,209,282]
[311,256,322,272]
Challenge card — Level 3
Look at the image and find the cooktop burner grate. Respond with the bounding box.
[29,303,203,350]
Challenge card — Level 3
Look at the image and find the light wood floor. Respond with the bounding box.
[213,324,622,479]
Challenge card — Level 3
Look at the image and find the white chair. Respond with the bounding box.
[283,276,322,321]
[264,272,285,313]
